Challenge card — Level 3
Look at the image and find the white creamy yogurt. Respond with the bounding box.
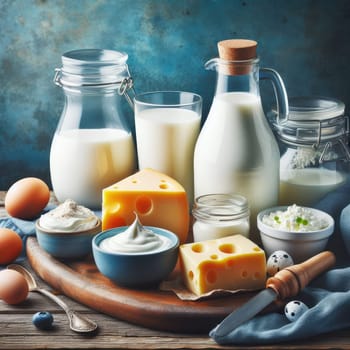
[39,199,99,232]
[100,214,172,254]
[262,204,329,232]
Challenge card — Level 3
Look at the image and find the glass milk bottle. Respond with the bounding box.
[270,97,350,206]
[51,49,136,209]
[194,39,289,242]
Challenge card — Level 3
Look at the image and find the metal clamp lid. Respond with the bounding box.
[53,49,136,109]
[271,97,350,163]
[271,97,348,147]
[118,77,136,110]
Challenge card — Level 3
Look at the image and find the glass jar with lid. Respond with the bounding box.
[51,49,137,209]
[192,193,250,242]
[270,96,350,207]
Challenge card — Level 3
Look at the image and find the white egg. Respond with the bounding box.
[284,300,309,322]
[267,250,294,276]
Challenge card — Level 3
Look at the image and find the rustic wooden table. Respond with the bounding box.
[0,191,349,350]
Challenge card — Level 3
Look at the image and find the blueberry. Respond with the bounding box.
[32,311,54,330]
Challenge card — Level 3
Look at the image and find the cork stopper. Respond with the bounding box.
[217,39,257,75]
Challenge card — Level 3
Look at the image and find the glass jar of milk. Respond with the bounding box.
[194,39,289,243]
[192,194,250,242]
[51,49,136,209]
[270,97,350,206]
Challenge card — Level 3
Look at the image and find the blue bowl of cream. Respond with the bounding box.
[36,199,101,259]
[92,218,179,288]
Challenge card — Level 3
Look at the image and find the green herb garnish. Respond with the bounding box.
[296,216,308,226]
[274,215,281,224]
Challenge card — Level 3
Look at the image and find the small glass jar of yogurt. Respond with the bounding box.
[192,194,250,242]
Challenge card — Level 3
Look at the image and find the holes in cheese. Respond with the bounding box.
[159,180,169,190]
[135,196,153,214]
[191,243,203,253]
[109,203,121,214]
[225,259,235,268]
[206,270,217,284]
[179,234,266,296]
[218,243,235,254]
[102,168,190,243]
[254,272,262,279]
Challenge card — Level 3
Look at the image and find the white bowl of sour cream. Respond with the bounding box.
[36,199,101,259]
[257,205,334,263]
[92,216,179,288]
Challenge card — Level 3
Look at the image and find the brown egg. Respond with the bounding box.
[0,269,29,305]
[5,177,50,219]
[0,228,23,264]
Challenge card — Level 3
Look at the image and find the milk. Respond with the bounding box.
[50,128,136,209]
[279,168,346,206]
[135,108,201,205]
[193,219,250,242]
[194,92,280,241]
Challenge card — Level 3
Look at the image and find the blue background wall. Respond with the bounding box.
[1,0,350,190]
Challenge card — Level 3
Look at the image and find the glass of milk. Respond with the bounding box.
[134,91,202,206]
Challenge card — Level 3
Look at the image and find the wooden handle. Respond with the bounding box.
[266,251,336,300]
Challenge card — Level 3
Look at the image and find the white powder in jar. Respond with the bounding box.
[262,204,329,232]
[290,147,318,169]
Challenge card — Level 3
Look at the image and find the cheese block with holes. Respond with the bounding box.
[179,234,266,295]
[102,168,190,243]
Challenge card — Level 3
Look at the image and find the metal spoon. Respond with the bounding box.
[7,264,98,333]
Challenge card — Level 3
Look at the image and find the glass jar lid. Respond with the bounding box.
[287,96,344,121]
[54,49,131,88]
[271,96,347,147]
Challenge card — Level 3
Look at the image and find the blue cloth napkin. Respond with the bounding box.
[210,181,350,345]
[0,204,101,266]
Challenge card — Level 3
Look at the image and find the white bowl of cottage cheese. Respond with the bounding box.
[257,204,334,263]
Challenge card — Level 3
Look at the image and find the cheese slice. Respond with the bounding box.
[102,168,190,243]
[179,234,266,296]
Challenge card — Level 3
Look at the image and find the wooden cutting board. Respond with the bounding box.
[26,237,281,333]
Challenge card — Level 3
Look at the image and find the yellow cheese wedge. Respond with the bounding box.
[179,234,266,296]
[102,168,190,243]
